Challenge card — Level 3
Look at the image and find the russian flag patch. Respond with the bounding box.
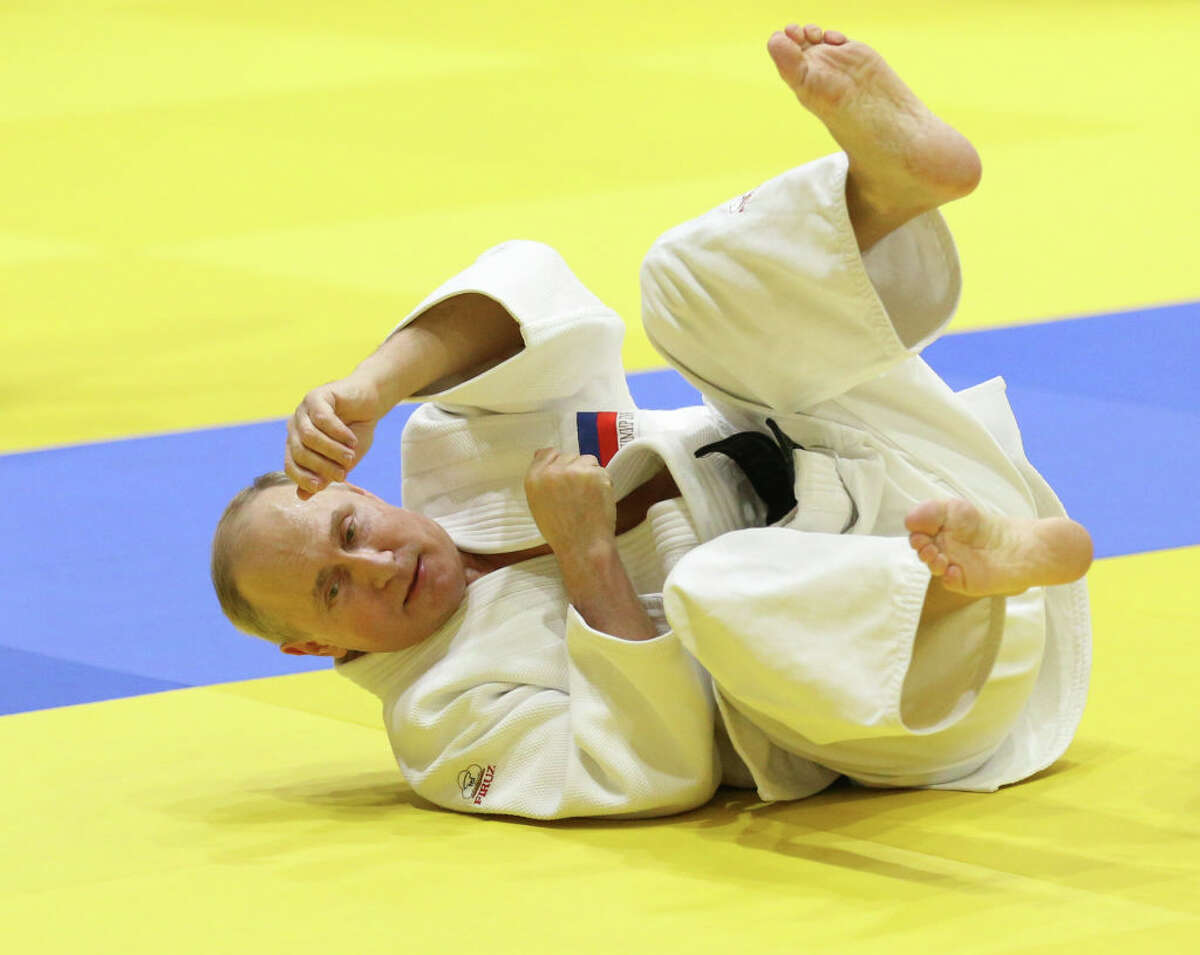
[576,412,636,466]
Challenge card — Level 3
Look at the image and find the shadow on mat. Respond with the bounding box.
[161,736,1183,896]
[224,753,1086,828]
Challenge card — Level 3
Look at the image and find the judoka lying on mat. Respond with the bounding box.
[211,24,1094,819]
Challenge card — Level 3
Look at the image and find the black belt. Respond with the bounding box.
[695,418,802,525]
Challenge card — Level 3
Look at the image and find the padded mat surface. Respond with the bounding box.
[3,550,1197,953]
[3,1,1198,952]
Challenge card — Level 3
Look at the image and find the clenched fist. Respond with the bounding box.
[285,372,387,499]
[523,448,617,553]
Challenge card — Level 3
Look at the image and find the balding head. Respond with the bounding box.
[211,471,308,646]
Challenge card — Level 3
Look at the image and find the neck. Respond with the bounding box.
[462,544,553,581]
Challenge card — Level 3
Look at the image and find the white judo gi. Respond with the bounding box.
[335,153,1092,819]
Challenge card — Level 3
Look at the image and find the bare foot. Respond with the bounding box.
[766,24,981,227]
[905,499,1094,597]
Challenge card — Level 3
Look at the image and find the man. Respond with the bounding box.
[212,24,1093,819]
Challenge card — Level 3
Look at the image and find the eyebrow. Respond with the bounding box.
[311,502,354,610]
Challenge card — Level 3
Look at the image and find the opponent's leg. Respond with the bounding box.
[767,23,982,252]
[907,498,1094,599]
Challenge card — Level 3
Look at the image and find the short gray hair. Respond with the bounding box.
[210,471,309,647]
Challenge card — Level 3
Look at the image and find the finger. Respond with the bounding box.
[289,438,348,485]
[284,447,329,497]
[528,447,558,475]
[286,463,323,498]
[307,401,359,453]
[578,461,611,487]
[295,412,357,472]
[525,449,554,485]
[574,456,610,483]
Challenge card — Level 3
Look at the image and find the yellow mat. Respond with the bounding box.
[3,549,1198,953]
[2,0,1198,452]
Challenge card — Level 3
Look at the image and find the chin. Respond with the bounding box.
[428,587,466,636]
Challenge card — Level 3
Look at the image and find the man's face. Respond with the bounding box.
[233,484,468,657]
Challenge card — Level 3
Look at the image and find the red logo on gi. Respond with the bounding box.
[458,763,497,806]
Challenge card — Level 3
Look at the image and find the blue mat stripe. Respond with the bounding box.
[0,646,187,714]
[2,299,1196,715]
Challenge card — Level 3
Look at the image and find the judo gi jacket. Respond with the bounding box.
[336,153,1092,819]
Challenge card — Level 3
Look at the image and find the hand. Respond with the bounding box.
[523,449,617,554]
[285,372,386,499]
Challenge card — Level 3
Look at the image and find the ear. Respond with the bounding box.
[280,640,348,660]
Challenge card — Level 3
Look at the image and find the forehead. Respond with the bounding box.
[242,484,350,543]
[233,485,354,604]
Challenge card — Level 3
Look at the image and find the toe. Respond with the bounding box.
[944,565,966,591]
[767,31,805,74]
[905,500,947,536]
[804,23,824,44]
[824,29,847,45]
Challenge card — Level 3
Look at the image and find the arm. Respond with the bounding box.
[555,541,659,643]
[523,448,658,642]
[359,293,523,410]
[285,293,522,498]
[287,239,631,499]
[390,618,719,819]
[364,454,717,818]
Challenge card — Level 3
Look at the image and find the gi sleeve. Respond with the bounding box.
[382,601,720,821]
[638,151,963,414]
[391,239,635,415]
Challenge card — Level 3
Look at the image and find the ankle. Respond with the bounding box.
[844,172,929,252]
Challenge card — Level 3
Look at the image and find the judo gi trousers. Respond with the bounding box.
[642,152,1074,793]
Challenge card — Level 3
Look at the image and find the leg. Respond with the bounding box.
[902,497,1094,732]
[918,576,985,626]
[638,27,971,418]
[767,23,982,252]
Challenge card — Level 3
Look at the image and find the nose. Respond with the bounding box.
[348,549,399,590]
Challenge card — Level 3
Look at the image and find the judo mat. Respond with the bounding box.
[3,0,1198,951]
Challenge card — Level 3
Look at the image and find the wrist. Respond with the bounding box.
[554,538,657,642]
[555,536,626,607]
[552,533,619,574]
[353,349,409,411]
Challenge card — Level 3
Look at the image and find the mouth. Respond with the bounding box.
[404,555,423,605]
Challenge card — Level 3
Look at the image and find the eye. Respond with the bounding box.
[343,519,357,548]
[327,579,340,605]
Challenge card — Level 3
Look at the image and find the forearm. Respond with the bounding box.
[355,293,524,409]
[555,539,659,642]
